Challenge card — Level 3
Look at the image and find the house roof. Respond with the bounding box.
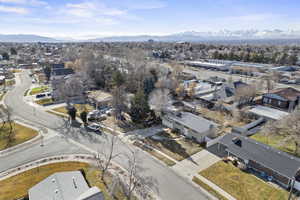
[219,133,300,179]
[264,87,300,101]
[166,112,217,134]
[29,171,90,200]
[249,105,289,120]
[52,68,74,76]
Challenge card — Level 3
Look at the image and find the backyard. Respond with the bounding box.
[0,162,131,200]
[0,122,38,151]
[251,133,297,156]
[196,106,251,134]
[200,161,289,200]
[143,130,203,161]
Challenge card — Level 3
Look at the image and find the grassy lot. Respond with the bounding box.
[192,176,227,200]
[35,98,53,105]
[251,133,296,156]
[0,91,6,101]
[46,110,68,118]
[134,141,176,166]
[0,162,130,200]
[200,161,289,200]
[144,131,203,161]
[0,122,38,151]
[52,104,94,116]
[29,86,49,95]
[5,79,15,86]
[11,69,22,73]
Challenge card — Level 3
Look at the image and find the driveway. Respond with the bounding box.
[172,150,221,177]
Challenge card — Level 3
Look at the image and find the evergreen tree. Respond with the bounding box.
[130,90,150,124]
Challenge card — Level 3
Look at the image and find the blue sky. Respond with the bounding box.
[0,0,300,39]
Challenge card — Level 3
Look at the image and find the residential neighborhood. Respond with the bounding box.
[1,1,300,200]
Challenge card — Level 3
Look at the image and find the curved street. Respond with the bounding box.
[2,70,211,200]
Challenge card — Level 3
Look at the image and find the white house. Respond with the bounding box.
[162,112,217,143]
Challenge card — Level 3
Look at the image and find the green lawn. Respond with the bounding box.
[200,161,289,200]
[192,176,227,200]
[35,98,53,105]
[251,133,296,156]
[29,86,49,95]
[0,122,38,151]
[0,162,132,200]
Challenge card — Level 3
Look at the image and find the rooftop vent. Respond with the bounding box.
[232,137,242,147]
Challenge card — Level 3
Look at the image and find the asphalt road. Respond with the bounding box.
[3,70,211,200]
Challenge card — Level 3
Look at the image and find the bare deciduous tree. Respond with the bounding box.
[264,107,300,155]
[96,135,120,183]
[148,88,171,117]
[121,150,155,200]
[0,106,15,147]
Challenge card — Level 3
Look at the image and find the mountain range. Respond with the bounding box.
[1,30,300,43]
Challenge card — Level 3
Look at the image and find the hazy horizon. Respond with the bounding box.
[0,0,300,39]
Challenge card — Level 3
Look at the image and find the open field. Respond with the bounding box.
[192,176,227,200]
[29,86,49,95]
[144,131,203,161]
[200,161,289,200]
[251,133,297,156]
[0,122,38,151]
[0,162,131,200]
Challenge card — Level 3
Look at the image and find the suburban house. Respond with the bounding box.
[50,63,75,101]
[29,171,104,200]
[162,111,217,143]
[262,87,300,112]
[217,133,300,190]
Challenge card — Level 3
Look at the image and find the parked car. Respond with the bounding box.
[36,93,46,98]
[86,123,102,134]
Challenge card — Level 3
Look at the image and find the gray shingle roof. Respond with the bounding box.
[29,171,90,200]
[219,133,300,179]
[167,112,217,134]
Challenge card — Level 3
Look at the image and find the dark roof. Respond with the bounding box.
[52,63,65,69]
[219,133,300,179]
[166,112,217,134]
[264,87,300,101]
[52,68,74,76]
[233,81,248,89]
